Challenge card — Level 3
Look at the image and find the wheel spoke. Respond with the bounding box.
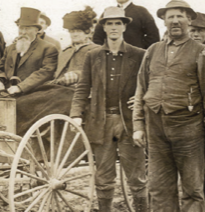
[36,129,50,175]
[54,121,69,175]
[38,190,52,212]
[56,132,80,176]
[24,188,49,212]
[54,192,62,212]
[58,150,89,179]
[14,184,48,199]
[45,192,53,212]
[56,191,75,212]
[24,146,49,180]
[64,188,90,200]
[16,169,48,184]
[50,120,55,175]
[62,172,92,184]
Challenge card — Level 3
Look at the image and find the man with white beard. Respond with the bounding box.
[0,7,58,94]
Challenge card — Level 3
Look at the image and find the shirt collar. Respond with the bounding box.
[166,34,190,46]
[118,0,132,9]
[102,41,126,54]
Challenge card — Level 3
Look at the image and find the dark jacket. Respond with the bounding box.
[0,37,58,93]
[93,3,160,49]
[70,42,145,144]
[0,31,5,59]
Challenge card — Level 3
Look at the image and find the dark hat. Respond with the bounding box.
[99,6,132,25]
[63,6,97,31]
[40,12,51,26]
[157,0,197,20]
[191,12,205,29]
[16,7,42,30]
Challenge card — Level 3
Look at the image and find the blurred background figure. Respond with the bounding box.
[38,12,61,51]
[0,32,5,59]
[189,12,205,44]
[93,0,160,49]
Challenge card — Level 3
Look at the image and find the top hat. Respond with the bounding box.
[40,12,51,26]
[157,0,197,20]
[16,7,42,30]
[99,6,132,25]
[63,6,97,31]
[190,12,205,28]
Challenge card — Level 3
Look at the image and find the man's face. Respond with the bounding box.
[189,26,205,43]
[103,19,126,41]
[164,9,191,39]
[116,0,129,4]
[18,25,38,41]
[38,17,48,33]
[69,29,87,44]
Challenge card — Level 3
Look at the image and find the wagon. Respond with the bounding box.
[0,96,137,212]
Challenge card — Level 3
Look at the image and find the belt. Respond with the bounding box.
[106,107,120,114]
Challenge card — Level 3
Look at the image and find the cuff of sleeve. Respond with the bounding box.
[133,120,145,132]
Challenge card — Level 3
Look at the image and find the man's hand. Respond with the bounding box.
[70,117,82,132]
[7,86,22,94]
[0,81,5,91]
[127,96,135,110]
[133,131,146,148]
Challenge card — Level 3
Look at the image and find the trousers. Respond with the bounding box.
[92,114,147,199]
[145,105,205,212]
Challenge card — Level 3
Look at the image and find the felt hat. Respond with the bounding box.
[190,12,205,28]
[99,6,132,25]
[157,0,197,20]
[40,12,51,26]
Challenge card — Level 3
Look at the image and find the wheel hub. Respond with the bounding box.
[49,179,66,190]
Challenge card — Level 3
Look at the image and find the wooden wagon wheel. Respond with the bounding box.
[9,114,95,212]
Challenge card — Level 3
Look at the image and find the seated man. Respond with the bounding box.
[0,7,58,94]
[16,6,98,136]
[189,12,205,44]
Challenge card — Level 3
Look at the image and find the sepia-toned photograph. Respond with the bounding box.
[0,0,205,211]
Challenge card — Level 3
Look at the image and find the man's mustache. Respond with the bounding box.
[18,35,29,40]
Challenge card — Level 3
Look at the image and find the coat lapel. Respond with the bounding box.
[18,39,38,68]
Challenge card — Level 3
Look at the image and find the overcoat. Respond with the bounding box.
[70,42,145,144]
[43,34,61,52]
[93,3,160,49]
[0,37,58,93]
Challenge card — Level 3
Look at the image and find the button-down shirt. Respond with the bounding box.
[102,42,126,109]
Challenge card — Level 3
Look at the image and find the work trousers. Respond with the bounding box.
[92,114,147,199]
[145,105,205,212]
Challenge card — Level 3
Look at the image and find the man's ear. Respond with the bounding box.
[123,24,127,33]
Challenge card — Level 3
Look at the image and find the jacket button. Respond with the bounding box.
[10,65,13,68]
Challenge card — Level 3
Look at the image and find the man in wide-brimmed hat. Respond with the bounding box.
[133,0,205,211]
[0,7,58,94]
[38,12,61,52]
[189,12,205,44]
[93,0,160,49]
[71,6,147,212]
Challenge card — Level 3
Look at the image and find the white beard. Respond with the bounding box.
[16,37,31,56]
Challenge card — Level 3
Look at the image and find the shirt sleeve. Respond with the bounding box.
[133,50,150,132]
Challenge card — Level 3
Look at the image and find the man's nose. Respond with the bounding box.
[194,31,199,37]
[172,16,179,24]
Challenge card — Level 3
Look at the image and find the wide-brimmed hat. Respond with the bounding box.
[63,6,97,31]
[16,7,42,30]
[190,12,205,29]
[40,12,51,26]
[99,6,132,25]
[157,0,197,20]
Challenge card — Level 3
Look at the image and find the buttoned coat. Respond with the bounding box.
[70,42,145,144]
[93,3,160,49]
[0,37,58,93]
[54,43,99,80]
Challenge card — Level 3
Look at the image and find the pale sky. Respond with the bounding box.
[0,0,204,48]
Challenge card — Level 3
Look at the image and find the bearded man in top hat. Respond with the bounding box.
[70,6,147,212]
[93,0,160,49]
[189,12,205,44]
[0,7,58,95]
[133,0,205,211]
[38,12,61,52]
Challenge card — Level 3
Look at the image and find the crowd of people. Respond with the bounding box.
[0,0,205,211]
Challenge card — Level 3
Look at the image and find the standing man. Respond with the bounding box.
[0,7,58,94]
[70,7,147,212]
[93,0,160,49]
[189,12,205,44]
[133,1,205,211]
[38,12,61,52]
